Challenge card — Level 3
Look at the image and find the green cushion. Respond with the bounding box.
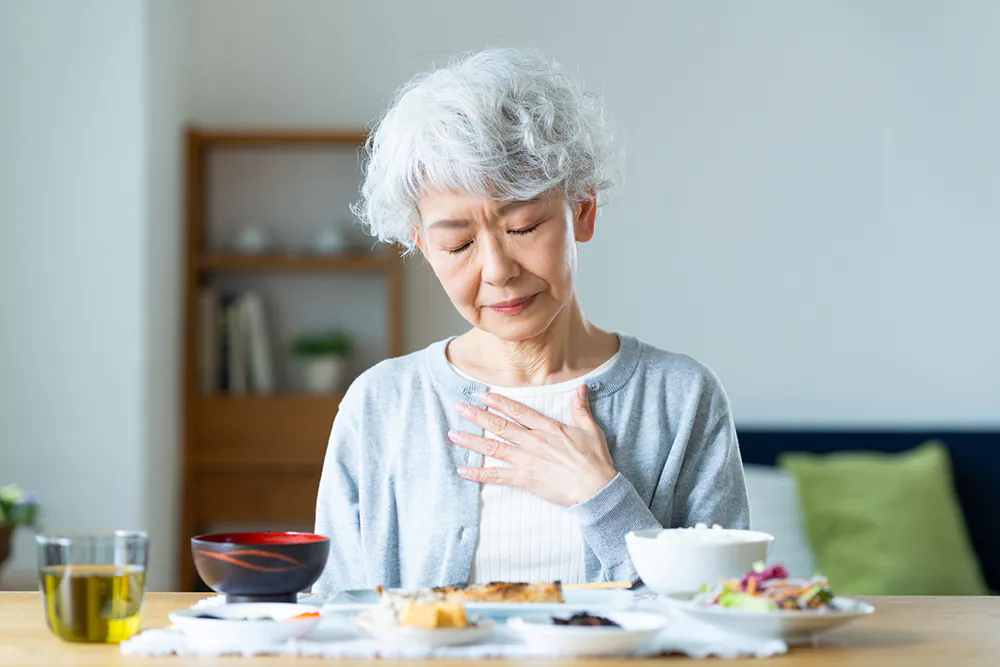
[778,442,988,596]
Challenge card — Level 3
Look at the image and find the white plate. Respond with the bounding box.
[508,611,666,656]
[168,603,322,647]
[316,588,380,609]
[351,614,494,648]
[322,588,635,619]
[662,594,875,645]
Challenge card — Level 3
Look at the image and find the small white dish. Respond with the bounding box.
[168,603,322,647]
[626,527,774,596]
[232,226,269,254]
[298,591,333,606]
[322,588,635,619]
[662,594,875,645]
[508,611,666,656]
[351,614,494,648]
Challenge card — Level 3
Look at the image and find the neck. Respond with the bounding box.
[453,298,618,387]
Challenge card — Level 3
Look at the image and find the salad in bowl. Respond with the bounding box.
[692,563,836,612]
[666,563,874,644]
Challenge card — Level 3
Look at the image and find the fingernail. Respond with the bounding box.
[457,467,472,477]
[457,402,473,415]
[447,430,463,442]
[481,392,495,404]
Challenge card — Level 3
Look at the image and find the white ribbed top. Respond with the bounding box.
[450,354,618,584]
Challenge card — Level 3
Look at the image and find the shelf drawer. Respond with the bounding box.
[194,469,321,524]
[193,395,340,467]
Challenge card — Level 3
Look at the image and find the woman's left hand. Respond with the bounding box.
[448,385,617,506]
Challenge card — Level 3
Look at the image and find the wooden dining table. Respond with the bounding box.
[0,592,997,666]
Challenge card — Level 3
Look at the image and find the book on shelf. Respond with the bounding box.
[196,289,218,395]
[218,292,239,393]
[197,287,275,395]
[227,299,247,395]
[241,291,275,394]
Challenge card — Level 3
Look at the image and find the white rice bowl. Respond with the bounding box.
[627,524,774,596]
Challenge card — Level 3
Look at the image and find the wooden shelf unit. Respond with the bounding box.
[197,252,391,274]
[179,127,403,591]
[193,129,370,147]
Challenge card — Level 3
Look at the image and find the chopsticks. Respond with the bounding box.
[563,581,633,590]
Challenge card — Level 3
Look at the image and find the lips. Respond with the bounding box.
[488,294,536,314]
[492,296,533,308]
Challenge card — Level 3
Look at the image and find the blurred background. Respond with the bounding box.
[1,0,997,594]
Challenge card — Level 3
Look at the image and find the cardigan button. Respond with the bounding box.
[587,381,601,391]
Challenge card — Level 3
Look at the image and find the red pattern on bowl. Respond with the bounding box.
[191,531,330,603]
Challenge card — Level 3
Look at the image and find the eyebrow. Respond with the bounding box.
[425,198,546,230]
[426,218,469,230]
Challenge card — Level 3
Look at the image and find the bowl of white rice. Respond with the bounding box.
[626,524,774,596]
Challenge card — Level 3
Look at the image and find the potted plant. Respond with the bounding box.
[289,329,354,394]
[0,485,40,585]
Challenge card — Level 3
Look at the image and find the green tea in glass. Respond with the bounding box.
[36,531,149,643]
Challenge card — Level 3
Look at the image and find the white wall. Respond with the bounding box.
[0,1,148,577]
[189,0,1000,428]
[142,0,188,592]
[0,0,186,588]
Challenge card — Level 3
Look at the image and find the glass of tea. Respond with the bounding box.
[35,531,149,643]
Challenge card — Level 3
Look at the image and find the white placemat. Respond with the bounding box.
[120,595,786,659]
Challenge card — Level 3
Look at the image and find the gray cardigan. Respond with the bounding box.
[313,334,749,594]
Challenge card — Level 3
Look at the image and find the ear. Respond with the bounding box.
[573,190,598,243]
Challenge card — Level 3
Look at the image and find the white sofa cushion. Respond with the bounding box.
[743,464,819,579]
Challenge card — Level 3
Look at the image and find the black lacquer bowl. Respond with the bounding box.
[191,532,330,603]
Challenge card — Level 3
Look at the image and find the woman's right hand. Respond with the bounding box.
[448,385,617,507]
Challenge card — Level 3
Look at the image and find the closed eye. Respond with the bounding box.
[509,223,541,236]
[445,220,541,253]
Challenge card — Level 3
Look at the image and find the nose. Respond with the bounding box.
[479,236,520,286]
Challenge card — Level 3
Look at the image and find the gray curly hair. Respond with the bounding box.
[352,48,624,253]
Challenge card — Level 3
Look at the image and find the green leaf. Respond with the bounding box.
[717,590,778,612]
[289,329,354,358]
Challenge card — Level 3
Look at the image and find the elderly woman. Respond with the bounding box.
[313,48,749,594]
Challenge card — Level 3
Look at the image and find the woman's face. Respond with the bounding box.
[416,189,597,342]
